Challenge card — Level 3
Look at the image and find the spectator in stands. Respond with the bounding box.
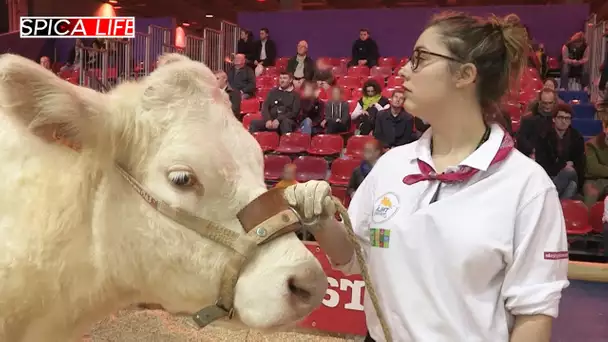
[288,12,567,342]
[351,79,390,135]
[250,71,300,135]
[322,87,350,134]
[313,59,335,90]
[227,54,256,99]
[254,27,277,71]
[346,139,382,198]
[299,81,324,135]
[517,88,559,156]
[525,81,565,111]
[533,103,585,199]
[274,164,298,190]
[39,56,51,71]
[237,29,256,67]
[373,88,419,148]
[583,118,608,206]
[287,40,316,88]
[215,70,241,118]
[599,57,607,106]
[62,39,84,71]
[348,28,379,68]
[603,194,608,258]
[560,31,589,91]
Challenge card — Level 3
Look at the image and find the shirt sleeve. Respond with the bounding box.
[329,167,376,275]
[501,188,570,318]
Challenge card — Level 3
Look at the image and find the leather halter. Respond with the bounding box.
[114,165,302,328]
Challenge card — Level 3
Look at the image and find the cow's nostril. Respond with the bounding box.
[287,276,312,302]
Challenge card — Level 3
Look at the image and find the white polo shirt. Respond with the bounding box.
[334,124,570,342]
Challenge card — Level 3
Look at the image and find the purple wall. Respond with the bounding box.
[237,4,590,59]
[0,31,53,61]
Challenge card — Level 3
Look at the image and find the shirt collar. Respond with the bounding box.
[413,123,505,172]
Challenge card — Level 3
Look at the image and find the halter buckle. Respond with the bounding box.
[191,301,233,328]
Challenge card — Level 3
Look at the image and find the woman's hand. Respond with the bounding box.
[283,181,337,224]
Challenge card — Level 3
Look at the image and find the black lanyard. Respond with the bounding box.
[428,126,491,204]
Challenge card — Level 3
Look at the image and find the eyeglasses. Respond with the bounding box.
[410,48,464,72]
[555,115,572,121]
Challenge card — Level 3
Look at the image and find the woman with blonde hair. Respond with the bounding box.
[286,12,568,342]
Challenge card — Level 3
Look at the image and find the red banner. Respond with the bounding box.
[297,242,367,336]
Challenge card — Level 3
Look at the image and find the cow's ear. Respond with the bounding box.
[0,54,107,148]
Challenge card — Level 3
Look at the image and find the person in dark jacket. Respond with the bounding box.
[322,87,350,134]
[348,29,380,68]
[533,103,586,199]
[287,40,316,88]
[347,139,382,197]
[516,88,559,157]
[237,29,256,67]
[254,28,277,67]
[226,54,256,99]
[298,81,324,135]
[351,79,390,135]
[560,31,589,90]
[583,118,608,205]
[215,70,241,119]
[249,71,300,135]
[373,89,419,148]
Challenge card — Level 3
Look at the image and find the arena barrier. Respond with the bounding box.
[586,14,607,104]
[76,46,110,92]
[132,32,152,77]
[203,28,222,72]
[221,21,240,71]
[148,25,173,65]
[185,35,205,63]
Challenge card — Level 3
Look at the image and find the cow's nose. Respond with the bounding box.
[286,263,328,306]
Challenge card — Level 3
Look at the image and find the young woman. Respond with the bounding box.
[284,12,569,342]
[350,79,390,135]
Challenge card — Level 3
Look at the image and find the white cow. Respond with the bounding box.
[0,53,328,342]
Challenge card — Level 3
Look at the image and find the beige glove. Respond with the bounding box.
[283,181,337,227]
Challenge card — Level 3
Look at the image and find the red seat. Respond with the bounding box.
[503,102,523,120]
[351,88,363,99]
[337,76,362,89]
[347,66,370,77]
[346,100,358,113]
[589,202,604,234]
[275,133,311,154]
[293,156,328,182]
[253,131,279,152]
[242,112,262,130]
[547,56,559,70]
[328,157,361,186]
[561,200,592,235]
[264,155,292,181]
[256,87,272,101]
[396,57,409,70]
[241,98,260,114]
[381,87,395,98]
[275,57,289,71]
[377,57,397,69]
[331,66,346,78]
[263,66,279,76]
[339,86,353,100]
[256,76,275,89]
[387,75,405,88]
[367,75,385,88]
[370,66,392,79]
[331,186,351,208]
[345,135,375,159]
[307,134,344,156]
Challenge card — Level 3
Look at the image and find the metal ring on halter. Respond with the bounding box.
[288,207,319,227]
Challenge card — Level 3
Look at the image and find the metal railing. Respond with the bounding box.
[221,21,240,71]
[185,35,205,62]
[203,28,222,72]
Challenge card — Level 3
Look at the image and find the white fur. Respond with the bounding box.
[0,54,327,342]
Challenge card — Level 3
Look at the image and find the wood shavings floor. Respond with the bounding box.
[84,309,362,342]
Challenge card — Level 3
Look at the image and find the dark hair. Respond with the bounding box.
[360,28,369,33]
[362,79,382,95]
[544,77,558,89]
[302,80,317,90]
[555,103,573,117]
[427,12,529,113]
[279,70,293,78]
[260,28,269,34]
[391,87,406,97]
[538,87,557,101]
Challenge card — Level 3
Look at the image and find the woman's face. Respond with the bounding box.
[365,86,376,97]
[399,26,458,120]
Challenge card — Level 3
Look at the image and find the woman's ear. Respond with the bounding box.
[453,63,478,89]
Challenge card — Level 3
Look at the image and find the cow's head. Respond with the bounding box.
[0,54,327,329]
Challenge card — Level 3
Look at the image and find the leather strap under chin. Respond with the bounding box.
[115,165,302,328]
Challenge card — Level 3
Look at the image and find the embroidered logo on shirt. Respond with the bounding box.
[544,251,569,260]
[372,193,400,223]
[370,228,391,248]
